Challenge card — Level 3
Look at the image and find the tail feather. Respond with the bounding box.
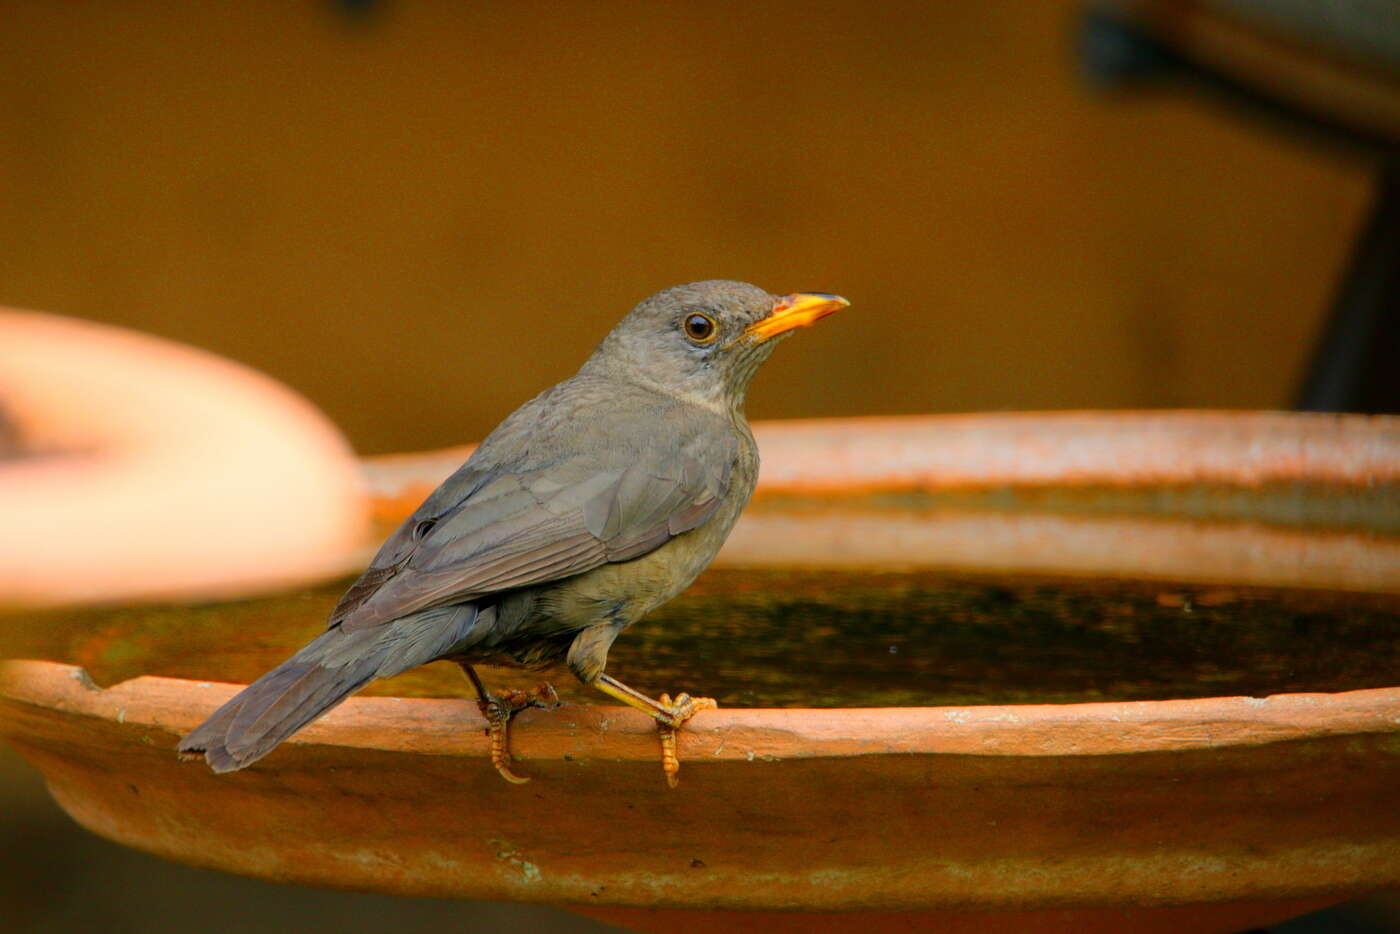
[222,661,374,766]
[179,603,481,772]
[225,662,321,744]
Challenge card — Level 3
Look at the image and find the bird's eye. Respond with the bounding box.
[682,313,717,344]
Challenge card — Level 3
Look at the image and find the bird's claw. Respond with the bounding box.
[478,682,559,785]
[656,692,718,789]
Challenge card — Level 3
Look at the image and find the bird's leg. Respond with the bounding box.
[456,662,558,785]
[568,626,716,787]
[593,673,717,788]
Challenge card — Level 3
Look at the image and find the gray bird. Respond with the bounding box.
[178,281,848,786]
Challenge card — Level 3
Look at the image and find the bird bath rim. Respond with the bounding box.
[365,411,1400,595]
[7,658,1399,763]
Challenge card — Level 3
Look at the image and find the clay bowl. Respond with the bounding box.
[3,413,1399,934]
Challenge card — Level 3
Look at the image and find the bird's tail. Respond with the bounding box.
[178,603,480,772]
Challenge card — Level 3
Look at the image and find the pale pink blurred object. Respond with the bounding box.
[0,309,368,605]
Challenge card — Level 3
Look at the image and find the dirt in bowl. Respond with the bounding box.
[3,567,1396,708]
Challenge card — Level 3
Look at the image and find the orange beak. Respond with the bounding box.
[745,292,850,342]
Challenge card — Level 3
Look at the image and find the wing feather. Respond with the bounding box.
[335,440,733,632]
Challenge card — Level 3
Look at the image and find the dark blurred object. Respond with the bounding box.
[330,0,380,24]
[1297,163,1400,414]
[333,0,377,15]
[1079,1,1400,151]
[1080,1,1400,414]
[0,403,22,461]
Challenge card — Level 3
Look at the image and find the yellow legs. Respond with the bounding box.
[593,673,717,788]
[458,663,558,784]
[458,664,714,788]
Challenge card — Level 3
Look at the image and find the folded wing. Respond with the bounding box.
[332,444,732,632]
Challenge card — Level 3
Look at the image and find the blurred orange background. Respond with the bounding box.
[0,0,1375,456]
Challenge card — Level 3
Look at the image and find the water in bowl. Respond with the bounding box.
[5,567,1396,708]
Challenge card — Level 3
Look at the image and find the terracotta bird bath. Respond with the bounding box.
[2,316,1398,934]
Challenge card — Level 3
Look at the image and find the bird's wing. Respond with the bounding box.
[331,442,733,632]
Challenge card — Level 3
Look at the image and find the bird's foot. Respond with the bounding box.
[477,682,559,785]
[655,692,718,789]
[589,674,717,788]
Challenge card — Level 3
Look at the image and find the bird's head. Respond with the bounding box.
[583,280,849,414]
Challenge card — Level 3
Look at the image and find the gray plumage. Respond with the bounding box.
[179,280,824,772]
